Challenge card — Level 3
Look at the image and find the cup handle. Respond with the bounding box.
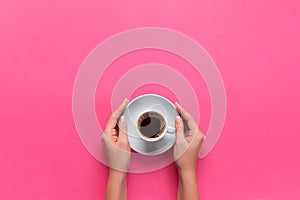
[166,126,175,133]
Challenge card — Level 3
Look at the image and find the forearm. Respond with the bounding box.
[105,169,127,200]
[177,169,199,200]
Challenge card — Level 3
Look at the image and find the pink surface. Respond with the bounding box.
[0,0,300,199]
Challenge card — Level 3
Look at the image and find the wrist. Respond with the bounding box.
[109,168,127,181]
[177,167,196,178]
[177,168,199,200]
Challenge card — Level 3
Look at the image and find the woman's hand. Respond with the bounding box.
[102,98,130,200]
[173,102,206,173]
[173,102,206,200]
[101,98,131,172]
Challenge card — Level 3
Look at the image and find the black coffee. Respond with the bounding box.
[138,112,166,138]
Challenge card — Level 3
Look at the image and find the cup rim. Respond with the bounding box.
[136,111,167,142]
[126,94,175,142]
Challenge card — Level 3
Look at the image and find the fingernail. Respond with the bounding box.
[175,116,181,123]
[123,98,128,103]
[175,102,183,114]
[120,116,125,122]
[175,101,181,107]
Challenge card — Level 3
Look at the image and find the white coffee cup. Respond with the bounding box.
[137,110,175,142]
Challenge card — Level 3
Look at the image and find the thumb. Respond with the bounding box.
[117,116,128,143]
[175,116,186,144]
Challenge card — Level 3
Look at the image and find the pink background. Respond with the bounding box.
[1,0,300,199]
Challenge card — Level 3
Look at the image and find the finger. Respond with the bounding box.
[106,98,129,131]
[101,133,115,145]
[111,129,117,136]
[113,135,118,142]
[175,116,186,144]
[112,98,129,120]
[189,131,206,149]
[117,116,128,143]
[199,131,206,144]
[185,135,193,143]
[174,102,197,131]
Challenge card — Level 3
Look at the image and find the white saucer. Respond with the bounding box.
[123,94,179,155]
